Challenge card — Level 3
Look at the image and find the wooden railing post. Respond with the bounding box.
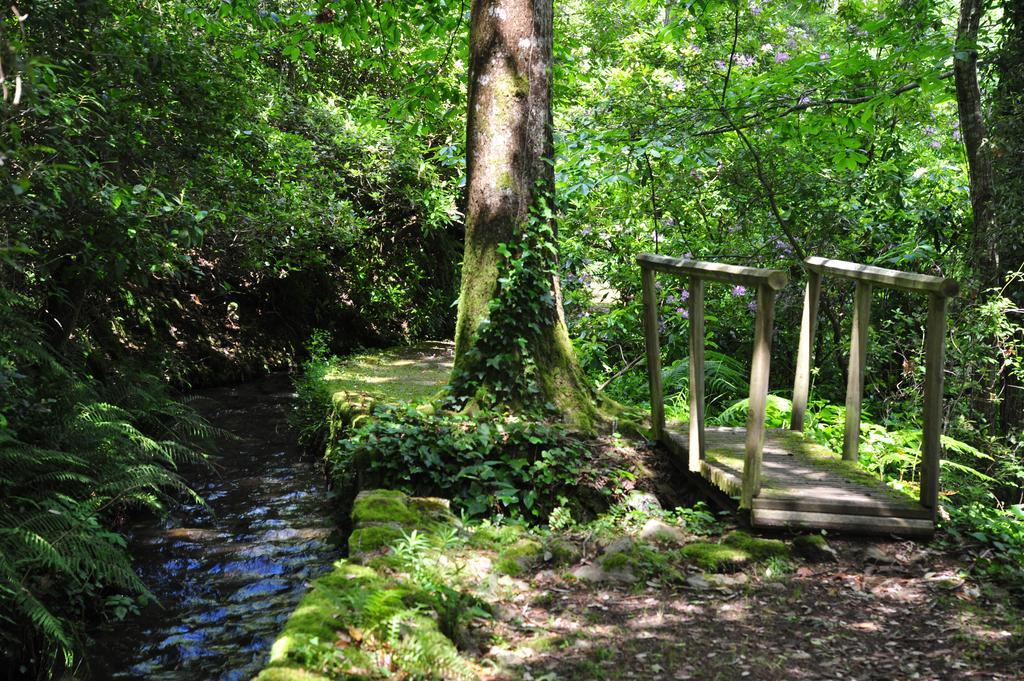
[790,270,821,432]
[640,266,665,440]
[742,284,776,508]
[688,277,706,472]
[920,293,948,517]
[843,281,872,461]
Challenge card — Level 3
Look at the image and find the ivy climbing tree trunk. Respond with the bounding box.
[452,0,596,425]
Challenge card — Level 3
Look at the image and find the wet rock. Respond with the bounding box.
[625,491,663,514]
[543,537,581,565]
[792,534,838,563]
[572,562,637,584]
[685,574,711,590]
[864,545,899,564]
[639,518,687,546]
[685,572,748,590]
[705,573,748,588]
[603,536,634,556]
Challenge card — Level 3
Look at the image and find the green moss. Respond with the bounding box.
[723,531,789,561]
[408,497,454,523]
[495,538,543,576]
[265,562,380,668]
[793,533,826,550]
[351,489,418,526]
[260,557,469,679]
[599,551,631,570]
[253,668,330,681]
[680,542,750,572]
[349,525,407,558]
[543,537,580,565]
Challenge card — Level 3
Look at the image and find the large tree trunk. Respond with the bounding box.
[954,0,1000,288]
[994,0,1024,434]
[453,0,595,424]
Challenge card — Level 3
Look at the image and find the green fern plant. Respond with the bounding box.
[0,292,212,678]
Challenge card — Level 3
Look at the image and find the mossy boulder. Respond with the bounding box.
[257,488,476,680]
[792,533,838,563]
[351,489,421,526]
[680,542,751,572]
[254,668,330,681]
[495,538,544,576]
[543,537,581,565]
[348,524,407,557]
[722,531,789,561]
[256,560,470,681]
[347,490,456,563]
[681,531,790,572]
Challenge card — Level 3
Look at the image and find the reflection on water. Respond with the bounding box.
[89,374,339,680]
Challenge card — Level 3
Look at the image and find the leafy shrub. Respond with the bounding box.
[329,406,612,520]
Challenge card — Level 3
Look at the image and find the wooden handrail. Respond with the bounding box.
[804,257,960,298]
[790,257,959,522]
[637,253,783,509]
[638,253,789,290]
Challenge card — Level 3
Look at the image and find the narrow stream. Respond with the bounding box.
[89,373,340,680]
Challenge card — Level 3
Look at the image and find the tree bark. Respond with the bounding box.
[993,0,1024,433]
[954,0,1000,288]
[454,0,595,423]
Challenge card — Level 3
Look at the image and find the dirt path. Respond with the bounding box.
[485,545,1021,680]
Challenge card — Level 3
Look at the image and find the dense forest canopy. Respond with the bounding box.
[1,0,1022,677]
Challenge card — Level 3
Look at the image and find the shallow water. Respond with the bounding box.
[89,374,339,680]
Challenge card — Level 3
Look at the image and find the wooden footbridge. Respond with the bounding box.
[638,253,959,537]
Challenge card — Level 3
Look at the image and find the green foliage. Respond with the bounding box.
[945,503,1024,588]
[330,404,614,520]
[665,502,723,536]
[0,292,211,674]
[391,530,490,647]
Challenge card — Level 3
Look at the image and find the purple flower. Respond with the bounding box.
[930,139,942,149]
[736,54,756,68]
[683,252,693,259]
[798,95,811,106]
[680,309,689,319]
[715,59,727,69]
[749,1,762,16]
[953,130,962,142]
[680,289,690,301]
[820,51,831,61]
[748,300,758,312]
[676,307,686,315]
[731,285,747,296]
[923,125,937,136]
[581,227,591,236]
[774,52,790,63]
[671,79,685,92]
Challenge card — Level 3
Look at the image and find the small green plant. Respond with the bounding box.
[548,505,576,531]
[391,530,490,648]
[666,501,722,536]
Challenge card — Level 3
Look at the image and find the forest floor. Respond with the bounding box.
[474,443,1024,681]
[268,346,1024,681]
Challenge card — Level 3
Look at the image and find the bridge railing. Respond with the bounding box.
[637,253,789,508]
[790,257,960,518]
